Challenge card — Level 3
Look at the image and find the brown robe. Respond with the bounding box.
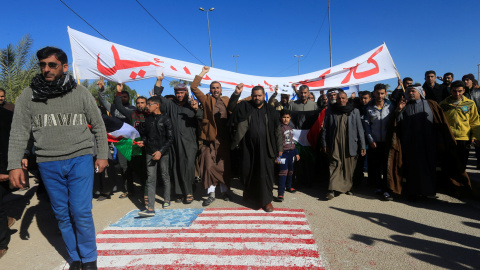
[190,76,231,189]
[386,100,472,196]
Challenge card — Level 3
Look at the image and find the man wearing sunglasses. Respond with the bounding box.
[7,47,108,270]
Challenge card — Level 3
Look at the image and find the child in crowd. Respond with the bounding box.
[138,96,174,217]
[276,109,300,201]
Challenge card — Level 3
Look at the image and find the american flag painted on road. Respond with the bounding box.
[93,208,325,269]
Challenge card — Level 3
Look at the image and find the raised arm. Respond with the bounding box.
[97,77,112,112]
[227,83,244,112]
[114,83,133,124]
[268,85,278,106]
[191,66,209,104]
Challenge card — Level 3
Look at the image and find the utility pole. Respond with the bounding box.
[328,0,332,67]
[233,55,240,72]
[199,7,215,67]
[294,55,304,75]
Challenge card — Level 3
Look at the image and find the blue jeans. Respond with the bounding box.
[278,150,295,196]
[38,154,97,263]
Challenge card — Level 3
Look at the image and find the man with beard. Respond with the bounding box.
[98,79,135,122]
[388,85,472,200]
[316,94,328,111]
[390,77,413,104]
[153,76,202,204]
[321,91,366,200]
[190,66,232,206]
[228,84,283,212]
[268,86,291,111]
[113,82,149,200]
[442,72,454,92]
[288,85,318,111]
[8,47,108,270]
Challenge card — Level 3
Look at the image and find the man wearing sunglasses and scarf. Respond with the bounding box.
[8,47,108,270]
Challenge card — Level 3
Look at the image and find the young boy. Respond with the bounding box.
[138,96,174,217]
[277,109,300,201]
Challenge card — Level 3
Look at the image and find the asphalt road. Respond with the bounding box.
[2,154,480,269]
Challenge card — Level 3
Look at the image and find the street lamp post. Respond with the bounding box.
[294,55,304,75]
[478,63,480,81]
[199,7,215,67]
[233,55,240,72]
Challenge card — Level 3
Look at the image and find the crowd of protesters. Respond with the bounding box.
[0,46,479,268]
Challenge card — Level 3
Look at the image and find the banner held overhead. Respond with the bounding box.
[68,27,398,95]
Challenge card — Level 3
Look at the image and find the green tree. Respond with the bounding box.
[169,79,194,88]
[0,34,39,103]
[83,79,138,106]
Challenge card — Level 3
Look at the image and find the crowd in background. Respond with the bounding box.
[0,46,479,267]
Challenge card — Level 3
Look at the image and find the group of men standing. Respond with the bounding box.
[1,43,478,269]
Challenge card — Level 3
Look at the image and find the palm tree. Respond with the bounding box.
[169,79,194,88]
[0,34,38,103]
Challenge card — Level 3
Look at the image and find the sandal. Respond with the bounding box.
[119,193,129,199]
[184,195,194,204]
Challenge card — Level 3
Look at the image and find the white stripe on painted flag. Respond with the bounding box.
[95,208,325,269]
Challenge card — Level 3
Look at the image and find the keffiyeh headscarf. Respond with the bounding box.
[405,85,425,100]
[30,73,76,102]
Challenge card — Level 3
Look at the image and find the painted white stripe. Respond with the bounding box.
[201,210,304,214]
[97,242,318,251]
[97,233,314,239]
[102,224,311,231]
[188,224,312,230]
[97,254,323,268]
[194,216,305,221]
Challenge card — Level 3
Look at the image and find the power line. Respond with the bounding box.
[303,10,328,60]
[271,10,328,76]
[58,0,109,41]
[135,0,207,66]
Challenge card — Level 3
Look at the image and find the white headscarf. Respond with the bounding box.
[405,86,425,100]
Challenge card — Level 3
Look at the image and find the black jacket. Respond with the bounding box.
[141,113,174,155]
[423,82,449,103]
[0,106,14,174]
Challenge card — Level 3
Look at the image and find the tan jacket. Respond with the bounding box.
[190,75,230,142]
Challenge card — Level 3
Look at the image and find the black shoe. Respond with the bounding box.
[326,191,335,200]
[69,261,81,270]
[82,260,98,270]
[175,198,183,203]
[202,196,215,206]
[276,195,284,202]
[345,191,353,196]
[97,195,110,201]
[223,193,231,201]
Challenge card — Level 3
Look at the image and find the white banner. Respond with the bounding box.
[68,27,398,95]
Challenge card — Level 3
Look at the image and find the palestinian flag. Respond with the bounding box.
[102,115,142,161]
[289,110,321,147]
